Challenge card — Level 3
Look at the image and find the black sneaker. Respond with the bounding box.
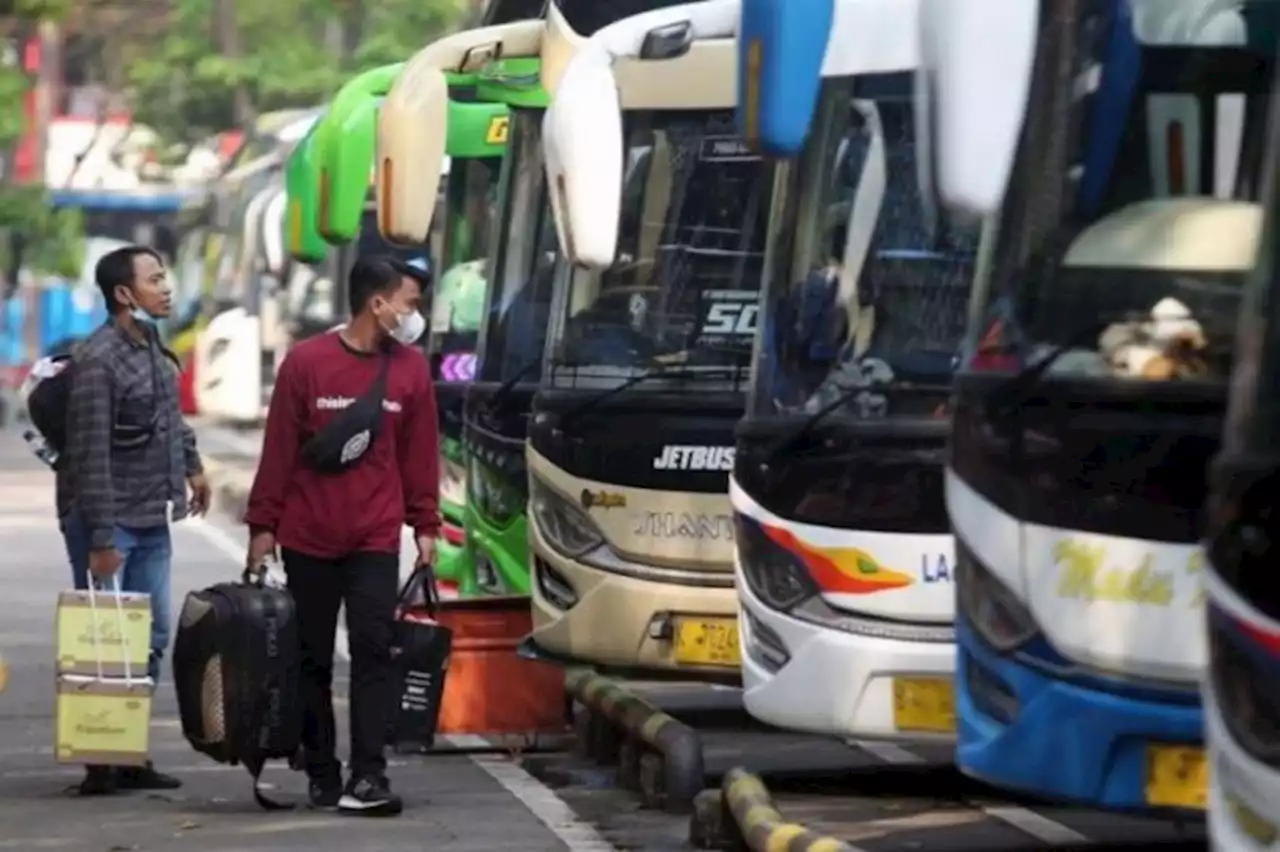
[116,761,182,791]
[338,775,403,816]
[77,765,117,796]
[308,776,343,809]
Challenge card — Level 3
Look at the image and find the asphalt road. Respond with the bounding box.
[0,425,599,852]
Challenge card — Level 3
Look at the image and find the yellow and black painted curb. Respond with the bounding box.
[566,669,705,812]
[723,767,859,852]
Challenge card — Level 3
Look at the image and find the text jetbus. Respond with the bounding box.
[530,0,769,677]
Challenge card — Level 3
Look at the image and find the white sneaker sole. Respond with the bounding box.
[337,794,401,814]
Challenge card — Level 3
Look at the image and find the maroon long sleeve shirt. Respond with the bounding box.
[245,332,440,558]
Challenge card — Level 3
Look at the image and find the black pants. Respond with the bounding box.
[282,548,399,781]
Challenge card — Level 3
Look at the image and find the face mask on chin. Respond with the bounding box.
[119,295,155,325]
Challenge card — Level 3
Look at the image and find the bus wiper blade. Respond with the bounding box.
[486,354,548,411]
[983,316,1130,419]
[762,380,906,463]
[558,362,739,428]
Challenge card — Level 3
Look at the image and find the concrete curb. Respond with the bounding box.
[713,766,858,852]
[565,669,705,814]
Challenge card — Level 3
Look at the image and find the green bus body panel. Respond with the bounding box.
[449,57,545,597]
[475,57,549,107]
[446,99,510,158]
[464,498,532,596]
[435,96,509,596]
[318,62,404,244]
[434,435,469,588]
[285,119,327,263]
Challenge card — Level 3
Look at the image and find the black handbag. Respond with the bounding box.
[300,353,390,474]
[387,565,452,752]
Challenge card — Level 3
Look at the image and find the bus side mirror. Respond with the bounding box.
[319,63,404,244]
[918,0,1038,217]
[737,0,834,156]
[543,46,623,268]
[378,21,543,245]
[378,63,451,245]
[322,97,384,244]
[286,122,327,264]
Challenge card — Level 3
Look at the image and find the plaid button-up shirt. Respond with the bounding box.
[60,320,203,548]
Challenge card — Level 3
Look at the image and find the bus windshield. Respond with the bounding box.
[429,157,502,383]
[476,109,559,386]
[967,2,1275,387]
[750,73,979,420]
[545,110,773,392]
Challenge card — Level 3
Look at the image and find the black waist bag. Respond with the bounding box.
[172,569,302,810]
[301,352,390,474]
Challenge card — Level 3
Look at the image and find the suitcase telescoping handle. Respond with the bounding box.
[397,564,441,617]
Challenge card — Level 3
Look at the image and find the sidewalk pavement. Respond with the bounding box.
[0,430,590,852]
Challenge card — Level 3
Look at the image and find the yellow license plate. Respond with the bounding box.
[892,677,956,733]
[1145,745,1207,810]
[673,618,741,667]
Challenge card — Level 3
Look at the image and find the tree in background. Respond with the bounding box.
[0,0,84,286]
[121,0,474,150]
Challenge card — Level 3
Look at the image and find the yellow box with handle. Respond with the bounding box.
[55,676,152,766]
[56,590,151,677]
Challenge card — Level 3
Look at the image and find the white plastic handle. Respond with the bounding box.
[86,573,135,686]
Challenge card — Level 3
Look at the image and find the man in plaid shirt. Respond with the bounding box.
[61,245,211,796]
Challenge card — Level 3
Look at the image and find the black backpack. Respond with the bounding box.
[172,569,302,809]
[26,354,73,455]
[28,339,180,457]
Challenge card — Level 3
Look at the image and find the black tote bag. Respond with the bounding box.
[387,566,452,752]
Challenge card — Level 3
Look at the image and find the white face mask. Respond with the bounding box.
[385,307,426,345]
[119,291,155,324]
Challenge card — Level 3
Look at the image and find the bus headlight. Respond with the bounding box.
[440,458,467,506]
[735,515,820,612]
[956,538,1037,652]
[1210,604,1280,767]
[530,479,605,559]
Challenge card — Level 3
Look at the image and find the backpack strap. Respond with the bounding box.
[247,757,295,811]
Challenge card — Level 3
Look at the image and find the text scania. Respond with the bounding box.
[652,446,735,471]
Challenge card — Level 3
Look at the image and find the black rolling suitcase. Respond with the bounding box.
[172,567,302,809]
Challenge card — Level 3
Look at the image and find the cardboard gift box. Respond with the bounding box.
[54,675,153,766]
[56,590,151,677]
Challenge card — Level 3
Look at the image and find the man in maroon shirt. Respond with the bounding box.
[244,256,439,816]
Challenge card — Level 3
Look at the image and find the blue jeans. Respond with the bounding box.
[61,507,172,682]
